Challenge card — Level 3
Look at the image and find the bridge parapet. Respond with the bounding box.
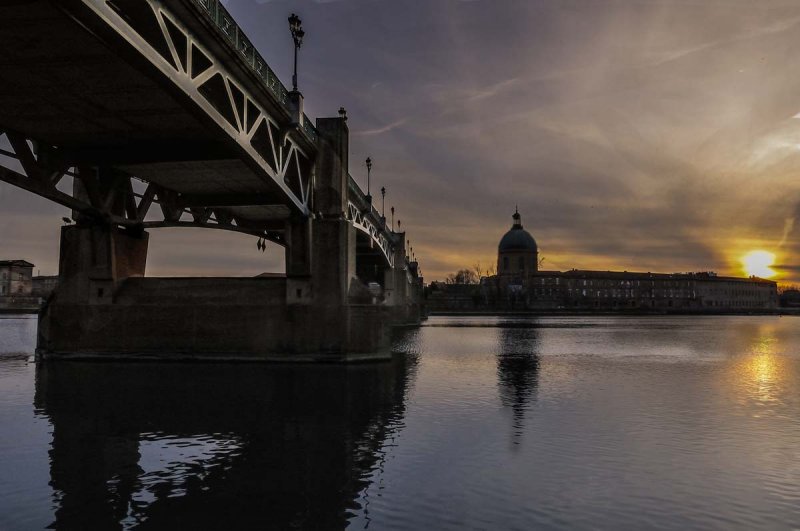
[346,175,395,267]
[189,0,318,143]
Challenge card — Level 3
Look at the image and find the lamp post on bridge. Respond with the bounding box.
[381,186,386,217]
[391,206,395,232]
[288,14,304,92]
[365,157,372,204]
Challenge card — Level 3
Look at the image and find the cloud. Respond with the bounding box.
[352,118,407,136]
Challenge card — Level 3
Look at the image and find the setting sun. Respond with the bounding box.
[741,250,777,278]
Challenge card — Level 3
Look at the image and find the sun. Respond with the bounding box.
[741,250,777,278]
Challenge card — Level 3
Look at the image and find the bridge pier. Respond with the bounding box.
[37,221,391,361]
[36,115,409,362]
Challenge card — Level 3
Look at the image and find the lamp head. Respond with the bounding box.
[288,14,304,47]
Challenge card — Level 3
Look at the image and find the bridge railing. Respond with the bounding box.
[347,174,386,228]
[190,0,317,143]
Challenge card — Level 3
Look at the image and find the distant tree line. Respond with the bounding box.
[778,283,799,294]
[444,262,497,284]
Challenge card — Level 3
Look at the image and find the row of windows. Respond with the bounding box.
[530,277,773,291]
[527,287,772,302]
[705,300,770,307]
[536,289,697,298]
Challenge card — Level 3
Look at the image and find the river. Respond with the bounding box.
[1,314,799,529]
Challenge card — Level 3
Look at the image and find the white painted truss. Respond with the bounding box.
[83,0,313,213]
[347,200,394,268]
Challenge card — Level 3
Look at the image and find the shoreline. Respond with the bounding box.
[0,308,39,315]
[427,309,800,317]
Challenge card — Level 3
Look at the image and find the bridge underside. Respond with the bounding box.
[0,0,314,243]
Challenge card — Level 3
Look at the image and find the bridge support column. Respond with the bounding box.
[285,216,312,305]
[305,116,392,357]
[37,224,148,356]
[381,232,411,324]
[53,224,148,304]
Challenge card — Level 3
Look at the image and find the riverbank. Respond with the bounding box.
[428,308,799,317]
[0,308,38,315]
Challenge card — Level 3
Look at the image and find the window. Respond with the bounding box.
[518,256,524,270]
[503,257,509,271]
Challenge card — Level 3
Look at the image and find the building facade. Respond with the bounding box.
[0,260,39,311]
[427,211,779,313]
[33,275,59,299]
[488,269,777,310]
[0,260,33,297]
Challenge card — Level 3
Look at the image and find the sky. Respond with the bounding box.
[2,0,800,283]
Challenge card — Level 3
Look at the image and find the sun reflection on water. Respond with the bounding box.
[732,334,788,414]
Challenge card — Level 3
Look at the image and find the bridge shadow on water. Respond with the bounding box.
[496,326,541,442]
[33,353,416,530]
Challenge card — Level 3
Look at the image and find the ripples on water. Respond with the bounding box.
[1,315,800,529]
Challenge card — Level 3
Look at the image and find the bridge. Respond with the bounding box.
[0,0,423,360]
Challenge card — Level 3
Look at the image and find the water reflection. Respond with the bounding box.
[496,326,540,441]
[730,329,793,415]
[34,356,414,530]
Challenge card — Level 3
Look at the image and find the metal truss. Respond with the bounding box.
[0,131,285,245]
[80,0,314,213]
[347,200,394,267]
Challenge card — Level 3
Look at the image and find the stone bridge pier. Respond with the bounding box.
[37,116,421,362]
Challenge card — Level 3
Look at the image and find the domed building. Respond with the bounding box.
[497,208,538,284]
[426,208,778,313]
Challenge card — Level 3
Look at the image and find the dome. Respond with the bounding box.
[498,210,538,252]
[499,227,538,252]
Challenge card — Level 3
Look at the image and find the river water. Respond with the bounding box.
[1,314,799,530]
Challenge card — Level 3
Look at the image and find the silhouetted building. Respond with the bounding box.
[32,275,59,299]
[780,289,800,308]
[0,259,33,297]
[485,269,777,311]
[427,211,779,312]
[0,259,39,310]
[498,208,539,285]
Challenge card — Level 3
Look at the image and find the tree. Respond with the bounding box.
[778,283,800,294]
[473,261,496,279]
[446,269,478,285]
[473,262,484,279]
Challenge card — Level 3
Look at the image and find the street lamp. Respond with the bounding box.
[365,157,372,200]
[391,206,395,231]
[288,14,304,92]
[381,186,386,217]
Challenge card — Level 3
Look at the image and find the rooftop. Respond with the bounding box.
[0,260,34,268]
